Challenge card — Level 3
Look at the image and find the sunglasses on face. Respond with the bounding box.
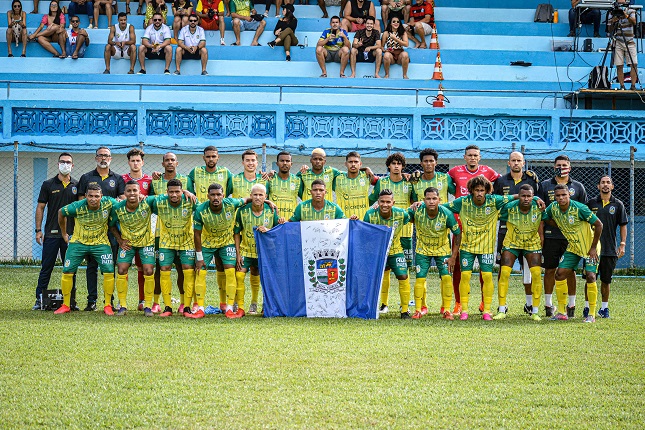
[71,19,79,23]
[153,18,162,21]
[189,19,197,22]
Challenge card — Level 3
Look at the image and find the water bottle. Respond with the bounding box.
[304,36,308,47]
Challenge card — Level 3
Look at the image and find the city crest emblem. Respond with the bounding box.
[308,249,346,293]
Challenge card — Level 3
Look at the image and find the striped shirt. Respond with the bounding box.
[267,173,300,219]
[499,199,544,252]
[411,172,456,204]
[297,166,341,201]
[333,171,371,219]
[234,203,279,258]
[544,200,599,258]
[150,173,189,196]
[152,195,196,250]
[369,175,414,237]
[193,198,244,249]
[410,204,460,256]
[61,197,117,246]
[290,200,344,222]
[231,173,267,199]
[109,197,156,248]
[188,166,233,202]
[363,207,410,255]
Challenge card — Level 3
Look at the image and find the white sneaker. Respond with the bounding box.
[87,23,93,29]
[220,37,225,46]
[379,304,388,314]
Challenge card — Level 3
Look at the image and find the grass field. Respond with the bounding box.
[1,267,644,429]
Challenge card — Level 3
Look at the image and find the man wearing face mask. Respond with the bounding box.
[538,155,587,318]
[77,147,125,311]
[34,153,79,310]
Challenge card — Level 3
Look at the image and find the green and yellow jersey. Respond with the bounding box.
[188,166,233,202]
[231,172,267,199]
[297,166,342,201]
[193,198,245,249]
[369,175,414,237]
[234,203,279,258]
[333,171,371,219]
[363,207,410,255]
[411,172,456,204]
[289,200,345,222]
[61,196,117,246]
[149,173,188,196]
[544,200,599,258]
[410,204,460,256]
[499,200,544,252]
[445,194,514,255]
[151,195,196,250]
[109,196,156,248]
[267,173,300,219]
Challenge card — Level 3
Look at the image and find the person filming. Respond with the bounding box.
[608,0,638,90]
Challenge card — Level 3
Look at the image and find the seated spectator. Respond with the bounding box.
[28,0,66,58]
[267,3,297,61]
[274,0,294,17]
[137,12,173,74]
[65,15,90,58]
[381,0,409,27]
[568,0,601,38]
[144,0,168,28]
[405,0,433,49]
[230,0,266,46]
[7,0,27,57]
[175,13,208,75]
[31,0,39,14]
[316,15,350,77]
[342,0,380,33]
[103,12,137,74]
[68,0,94,29]
[93,0,113,29]
[196,0,225,45]
[124,0,144,15]
[349,15,381,77]
[381,16,409,78]
[172,0,193,43]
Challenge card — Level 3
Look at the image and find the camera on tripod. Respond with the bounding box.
[610,1,629,18]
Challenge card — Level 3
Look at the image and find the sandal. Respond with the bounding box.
[340,74,346,78]
[72,53,78,59]
[319,73,327,77]
[21,54,26,57]
[8,54,13,57]
[126,5,131,14]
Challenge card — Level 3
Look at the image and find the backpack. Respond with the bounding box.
[534,3,554,23]
[589,66,610,90]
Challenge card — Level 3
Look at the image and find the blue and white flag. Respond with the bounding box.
[255,220,392,319]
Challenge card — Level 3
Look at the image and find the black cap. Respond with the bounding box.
[283,3,295,13]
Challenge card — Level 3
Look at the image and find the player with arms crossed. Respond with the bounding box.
[54,184,117,315]
[267,151,300,220]
[543,184,602,322]
[364,189,412,319]
[409,186,461,320]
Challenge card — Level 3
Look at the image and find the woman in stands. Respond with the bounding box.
[7,0,27,57]
[381,16,409,79]
[267,3,297,61]
[172,0,194,42]
[93,0,114,30]
[144,0,168,28]
[27,0,66,58]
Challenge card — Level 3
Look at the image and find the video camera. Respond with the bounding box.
[207,8,216,18]
[610,1,629,18]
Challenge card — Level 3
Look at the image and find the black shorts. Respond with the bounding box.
[181,49,201,60]
[598,256,618,284]
[356,49,376,63]
[145,48,167,60]
[542,238,568,269]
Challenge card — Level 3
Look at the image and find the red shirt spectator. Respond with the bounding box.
[409,0,433,24]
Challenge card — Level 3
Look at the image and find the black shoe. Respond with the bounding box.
[32,299,42,310]
[523,304,532,315]
[164,69,170,75]
[567,305,575,318]
[401,311,411,319]
[137,69,146,74]
[84,302,97,311]
[70,304,80,312]
[545,305,555,317]
[286,54,291,61]
[268,40,276,49]
[183,307,192,316]
[594,32,601,38]
[567,31,575,37]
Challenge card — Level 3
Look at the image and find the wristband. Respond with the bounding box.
[620,242,626,245]
[196,251,203,261]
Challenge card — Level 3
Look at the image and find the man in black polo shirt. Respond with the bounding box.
[585,175,628,319]
[77,146,125,311]
[493,151,539,316]
[538,155,587,318]
[34,152,79,310]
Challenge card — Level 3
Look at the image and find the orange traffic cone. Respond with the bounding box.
[429,24,439,49]
[432,51,444,80]
[432,84,448,107]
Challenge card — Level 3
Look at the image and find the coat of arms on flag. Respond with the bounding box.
[308,249,346,293]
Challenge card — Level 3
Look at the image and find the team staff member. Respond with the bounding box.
[333,151,376,220]
[543,184,602,323]
[290,180,346,222]
[585,176,628,319]
[448,145,500,315]
[34,152,79,310]
[364,189,412,319]
[297,148,342,202]
[267,151,300,220]
[408,187,461,320]
[77,146,125,311]
[492,151,539,315]
[54,184,117,315]
[538,155,587,318]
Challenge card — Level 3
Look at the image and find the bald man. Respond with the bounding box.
[492,151,540,316]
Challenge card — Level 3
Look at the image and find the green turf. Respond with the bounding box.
[1,267,644,428]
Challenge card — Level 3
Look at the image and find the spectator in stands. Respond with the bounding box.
[381,0,409,27]
[103,12,137,74]
[342,0,379,32]
[93,0,113,29]
[230,0,266,46]
[382,16,409,78]
[349,15,381,77]
[31,0,39,14]
[28,0,67,58]
[144,0,168,28]
[318,0,338,19]
[609,0,638,90]
[568,0,601,38]
[138,12,173,74]
[172,0,193,43]
[316,15,350,77]
[196,0,225,45]
[267,3,298,61]
[124,0,144,15]
[274,0,293,17]
[68,0,94,30]
[7,0,27,57]
[175,13,208,74]
[405,0,433,49]
[65,15,90,58]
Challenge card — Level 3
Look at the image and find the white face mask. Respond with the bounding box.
[59,162,72,175]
